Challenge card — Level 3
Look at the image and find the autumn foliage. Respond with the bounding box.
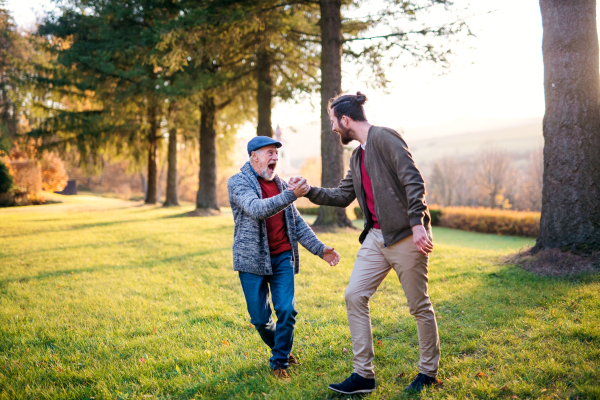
[40,151,68,193]
[435,206,540,237]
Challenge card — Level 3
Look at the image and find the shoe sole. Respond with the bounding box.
[327,385,375,394]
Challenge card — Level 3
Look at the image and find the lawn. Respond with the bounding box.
[1,194,598,400]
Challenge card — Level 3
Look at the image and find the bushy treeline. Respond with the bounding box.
[1,0,471,212]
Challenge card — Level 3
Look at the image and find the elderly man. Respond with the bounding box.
[227,136,340,382]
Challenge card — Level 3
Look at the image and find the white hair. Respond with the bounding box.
[249,148,262,161]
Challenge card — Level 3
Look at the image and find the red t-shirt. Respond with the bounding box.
[258,179,292,255]
[361,148,380,229]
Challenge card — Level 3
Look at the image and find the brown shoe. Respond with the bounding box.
[272,368,291,382]
[288,353,300,366]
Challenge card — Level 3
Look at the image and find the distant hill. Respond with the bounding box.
[405,117,543,166]
[276,116,543,170]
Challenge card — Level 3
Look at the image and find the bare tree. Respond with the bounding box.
[428,157,465,207]
[475,147,515,209]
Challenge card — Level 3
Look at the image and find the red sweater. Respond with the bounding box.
[361,148,380,229]
[258,179,292,255]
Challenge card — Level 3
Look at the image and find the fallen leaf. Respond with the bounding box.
[500,385,507,391]
[305,336,309,339]
[442,277,447,282]
[541,389,547,392]
[138,357,145,363]
[249,324,254,328]
[56,366,64,372]
[376,340,383,346]
[223,340,229,346]
[456,325,462,328]
[437,316,442,319]
[397,372,405,378]
[153,328,156,334]
[475,372,485,378]
[342,348,348,353]
[511,396,518,399]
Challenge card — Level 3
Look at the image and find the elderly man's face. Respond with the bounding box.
[251,144,279,180]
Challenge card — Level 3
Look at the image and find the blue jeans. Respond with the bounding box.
[239,250,297,370]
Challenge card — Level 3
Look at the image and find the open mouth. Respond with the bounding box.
[267,162,277,174]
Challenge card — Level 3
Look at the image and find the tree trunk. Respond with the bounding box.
[196,95,219,211]
[256,48,273,137]
[145,96,159,204]
[314,0,353,227]
[157,155,166,203]
[164,102,179,207]
[534,0,600,253]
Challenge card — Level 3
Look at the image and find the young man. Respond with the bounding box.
[227,136,340,382]
[289,92,439,394]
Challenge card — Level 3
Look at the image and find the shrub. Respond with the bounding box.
[0,160,14,207]
[0,159,13,193]
[41,151,68,192]
[296,207,320,215]
[429,208,442,226]
[354,206,364,220]
[438,207,540,237]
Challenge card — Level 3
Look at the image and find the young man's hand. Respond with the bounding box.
[323,246,340,266]
[412,225,433,255]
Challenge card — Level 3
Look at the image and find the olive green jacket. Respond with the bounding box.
[306,125,431,247]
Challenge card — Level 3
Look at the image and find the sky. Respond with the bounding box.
[7,0,549,136]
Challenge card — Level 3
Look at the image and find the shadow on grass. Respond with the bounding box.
[0,248,230,289]
[0,218,162,239]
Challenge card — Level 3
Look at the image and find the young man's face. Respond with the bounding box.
[252,145,279,180]
[329,108,353,145]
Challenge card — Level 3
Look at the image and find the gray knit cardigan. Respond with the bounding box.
[227,162,325,275]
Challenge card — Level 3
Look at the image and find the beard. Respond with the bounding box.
[337,126,354,145]
[259,167,275,181]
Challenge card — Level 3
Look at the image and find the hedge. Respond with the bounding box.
[437,207,540,238]
[296,207,320,216]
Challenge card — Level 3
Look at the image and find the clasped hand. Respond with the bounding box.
[287,176,311,197]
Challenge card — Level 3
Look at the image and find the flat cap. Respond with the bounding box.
[247,136,282,156]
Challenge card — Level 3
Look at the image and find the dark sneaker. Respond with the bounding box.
[288,353,300,366]
[271,368,291,382]
[404,373,439,392]
[328,373,376,394]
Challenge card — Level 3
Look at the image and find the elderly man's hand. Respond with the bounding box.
[323,246,340,266]
[288,176,310,197]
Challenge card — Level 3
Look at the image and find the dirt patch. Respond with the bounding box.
[186,208,222,217]
[504,247,600,276]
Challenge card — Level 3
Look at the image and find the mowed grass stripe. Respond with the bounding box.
[0,194,598,399]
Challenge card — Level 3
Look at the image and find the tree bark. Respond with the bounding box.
[534,0,600,253]
[314,0,353,227]
[256,48,273,137]
[196,94,219,211]
[164,102,179,207]
[145,96,159,204]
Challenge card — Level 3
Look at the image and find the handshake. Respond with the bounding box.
[286,176,311,198]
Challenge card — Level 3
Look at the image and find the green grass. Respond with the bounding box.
[1,194,599,400]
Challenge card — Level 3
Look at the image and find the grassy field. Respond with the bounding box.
[1,194,598,400]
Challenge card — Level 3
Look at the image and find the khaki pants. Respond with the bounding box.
[345,228,440,379]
